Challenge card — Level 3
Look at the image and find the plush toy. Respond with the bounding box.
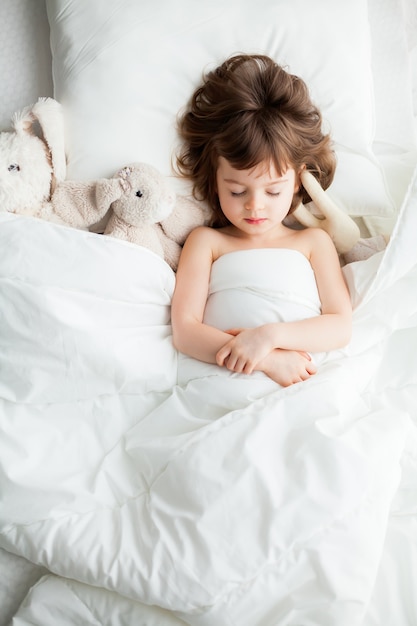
[0,97,66,219]
[293,170,388,264]
[0,98,111,228]
[51,178,111,229]
[293,170,361,254]
[99,162,210,270]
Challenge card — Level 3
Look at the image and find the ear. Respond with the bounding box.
[31,98,66,184]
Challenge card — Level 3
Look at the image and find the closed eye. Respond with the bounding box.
[8,163,20,172]
[231,191,245,197]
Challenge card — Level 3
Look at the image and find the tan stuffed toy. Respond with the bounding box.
[51,179,111,229]
[293,170,361,254]
[99,163,210,270]
[293,170,388,263]
[0,98,66,220]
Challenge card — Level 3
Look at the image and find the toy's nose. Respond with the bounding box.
[136,190,143,198]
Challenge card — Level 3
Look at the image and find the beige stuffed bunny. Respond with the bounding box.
[100,163,210,270]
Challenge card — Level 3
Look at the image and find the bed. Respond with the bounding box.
[0,1,416,624]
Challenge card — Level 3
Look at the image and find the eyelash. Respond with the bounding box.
[230,191,280,197]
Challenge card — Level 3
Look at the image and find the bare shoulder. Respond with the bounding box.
[292,227,337,257]
[177,226,223,275]
[180,226,212,256]
[183,225,229,258]
[297,226,334,245]
[184,225,224,247]
[184,225,213,244]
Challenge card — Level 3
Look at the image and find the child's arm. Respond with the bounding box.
[216,229,352,374]
[171,227,318,386]
[171,227,235,363]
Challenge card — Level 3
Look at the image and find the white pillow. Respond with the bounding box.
[46,0,393,216]
[366,0,417,217]
[368,0,416,154]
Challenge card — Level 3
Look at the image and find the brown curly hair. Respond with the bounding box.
[175,53,336,226]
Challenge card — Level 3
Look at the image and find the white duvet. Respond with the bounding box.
[1,168,417,625]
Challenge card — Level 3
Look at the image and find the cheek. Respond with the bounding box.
[278,188,296,212]
[218,189,234,208]
[216,188,225,207]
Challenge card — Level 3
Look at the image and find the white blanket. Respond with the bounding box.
[1,168,417,625]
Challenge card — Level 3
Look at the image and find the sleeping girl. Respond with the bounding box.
[171,53,352,387]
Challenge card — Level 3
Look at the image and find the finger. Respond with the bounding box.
[306,361,317,375]
[216,346,230,366]
[218,348,237,370]
[227,354,248,373]
[236,359,252,375]
[226,355,240,372]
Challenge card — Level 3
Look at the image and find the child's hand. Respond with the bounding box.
[260,349,317,387]
[216,326,274,374]
[217,328,317,386]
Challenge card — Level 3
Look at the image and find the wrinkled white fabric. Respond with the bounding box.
[1,167,417,626]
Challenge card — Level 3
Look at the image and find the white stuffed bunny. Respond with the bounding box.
[0,98,112,229]
[0,98,66,220]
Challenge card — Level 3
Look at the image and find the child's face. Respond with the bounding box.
[216,157,299,235]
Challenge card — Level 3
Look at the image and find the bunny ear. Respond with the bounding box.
[300,170,344,220]
[31,98,66,183]
[12,105,36,135]
[294,170,361,254]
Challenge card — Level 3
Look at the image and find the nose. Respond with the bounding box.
[244,191,263,211]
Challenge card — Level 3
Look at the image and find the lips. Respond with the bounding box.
[244,218,266,225]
